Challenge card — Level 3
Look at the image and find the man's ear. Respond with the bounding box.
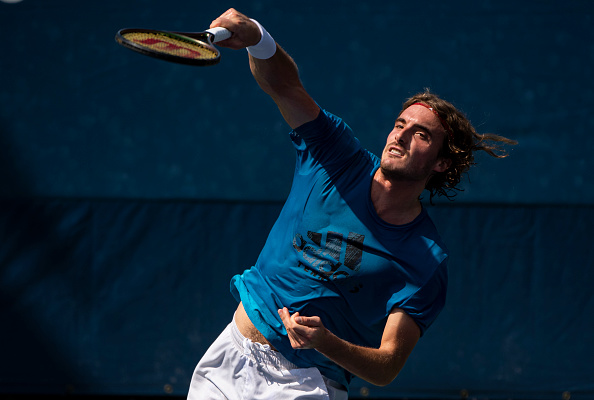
[433,157,452,173]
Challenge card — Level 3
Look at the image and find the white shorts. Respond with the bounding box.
[187,318,348,400]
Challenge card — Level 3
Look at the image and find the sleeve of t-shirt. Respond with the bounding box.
[391,260,448,336]
[290,109,362,172]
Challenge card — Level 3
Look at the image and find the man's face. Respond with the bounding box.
[380,104,450,182]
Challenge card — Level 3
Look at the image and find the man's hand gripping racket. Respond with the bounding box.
[116,8,266,65]
[115,9,265,66]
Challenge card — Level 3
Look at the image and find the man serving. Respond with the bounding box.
[188,8,515,400]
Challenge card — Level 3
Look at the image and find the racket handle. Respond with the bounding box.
[206,27,232,43]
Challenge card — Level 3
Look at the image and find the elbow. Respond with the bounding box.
[371,376,396,387]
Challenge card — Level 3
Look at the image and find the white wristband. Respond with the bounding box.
[247,19,277,59]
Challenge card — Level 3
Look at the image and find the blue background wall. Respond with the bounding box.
[0,0,593,398]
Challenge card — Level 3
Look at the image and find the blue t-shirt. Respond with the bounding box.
[231,109,448,389]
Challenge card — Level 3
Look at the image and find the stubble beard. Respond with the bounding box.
[379,157,434,184]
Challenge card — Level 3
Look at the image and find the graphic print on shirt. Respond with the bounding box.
[293,230,365,292]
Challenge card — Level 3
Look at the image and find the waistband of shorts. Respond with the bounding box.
[229,317,299,371]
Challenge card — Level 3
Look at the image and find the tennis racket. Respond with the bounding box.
[115,27,232,66]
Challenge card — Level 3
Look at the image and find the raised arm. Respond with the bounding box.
[210,9,320,129]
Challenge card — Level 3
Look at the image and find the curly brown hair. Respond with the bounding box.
[401,90,517,202]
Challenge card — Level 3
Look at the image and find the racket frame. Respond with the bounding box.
[115,28,226,66]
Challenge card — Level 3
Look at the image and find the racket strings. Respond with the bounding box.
[122,32,217,60]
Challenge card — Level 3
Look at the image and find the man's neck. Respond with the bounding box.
[371,169,425,226]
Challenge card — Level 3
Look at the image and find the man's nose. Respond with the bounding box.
[393,128,408,144]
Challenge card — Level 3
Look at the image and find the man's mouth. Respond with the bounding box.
[388,147,404,157]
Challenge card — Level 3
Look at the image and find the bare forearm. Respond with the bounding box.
[249,45,299,95]
[249,48,318,128]
[316,329,404,386]
[278,307,420,386]
[210,9,318,128]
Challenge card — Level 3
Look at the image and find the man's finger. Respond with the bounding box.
[293,315,321,327]
[278,307,293,324]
